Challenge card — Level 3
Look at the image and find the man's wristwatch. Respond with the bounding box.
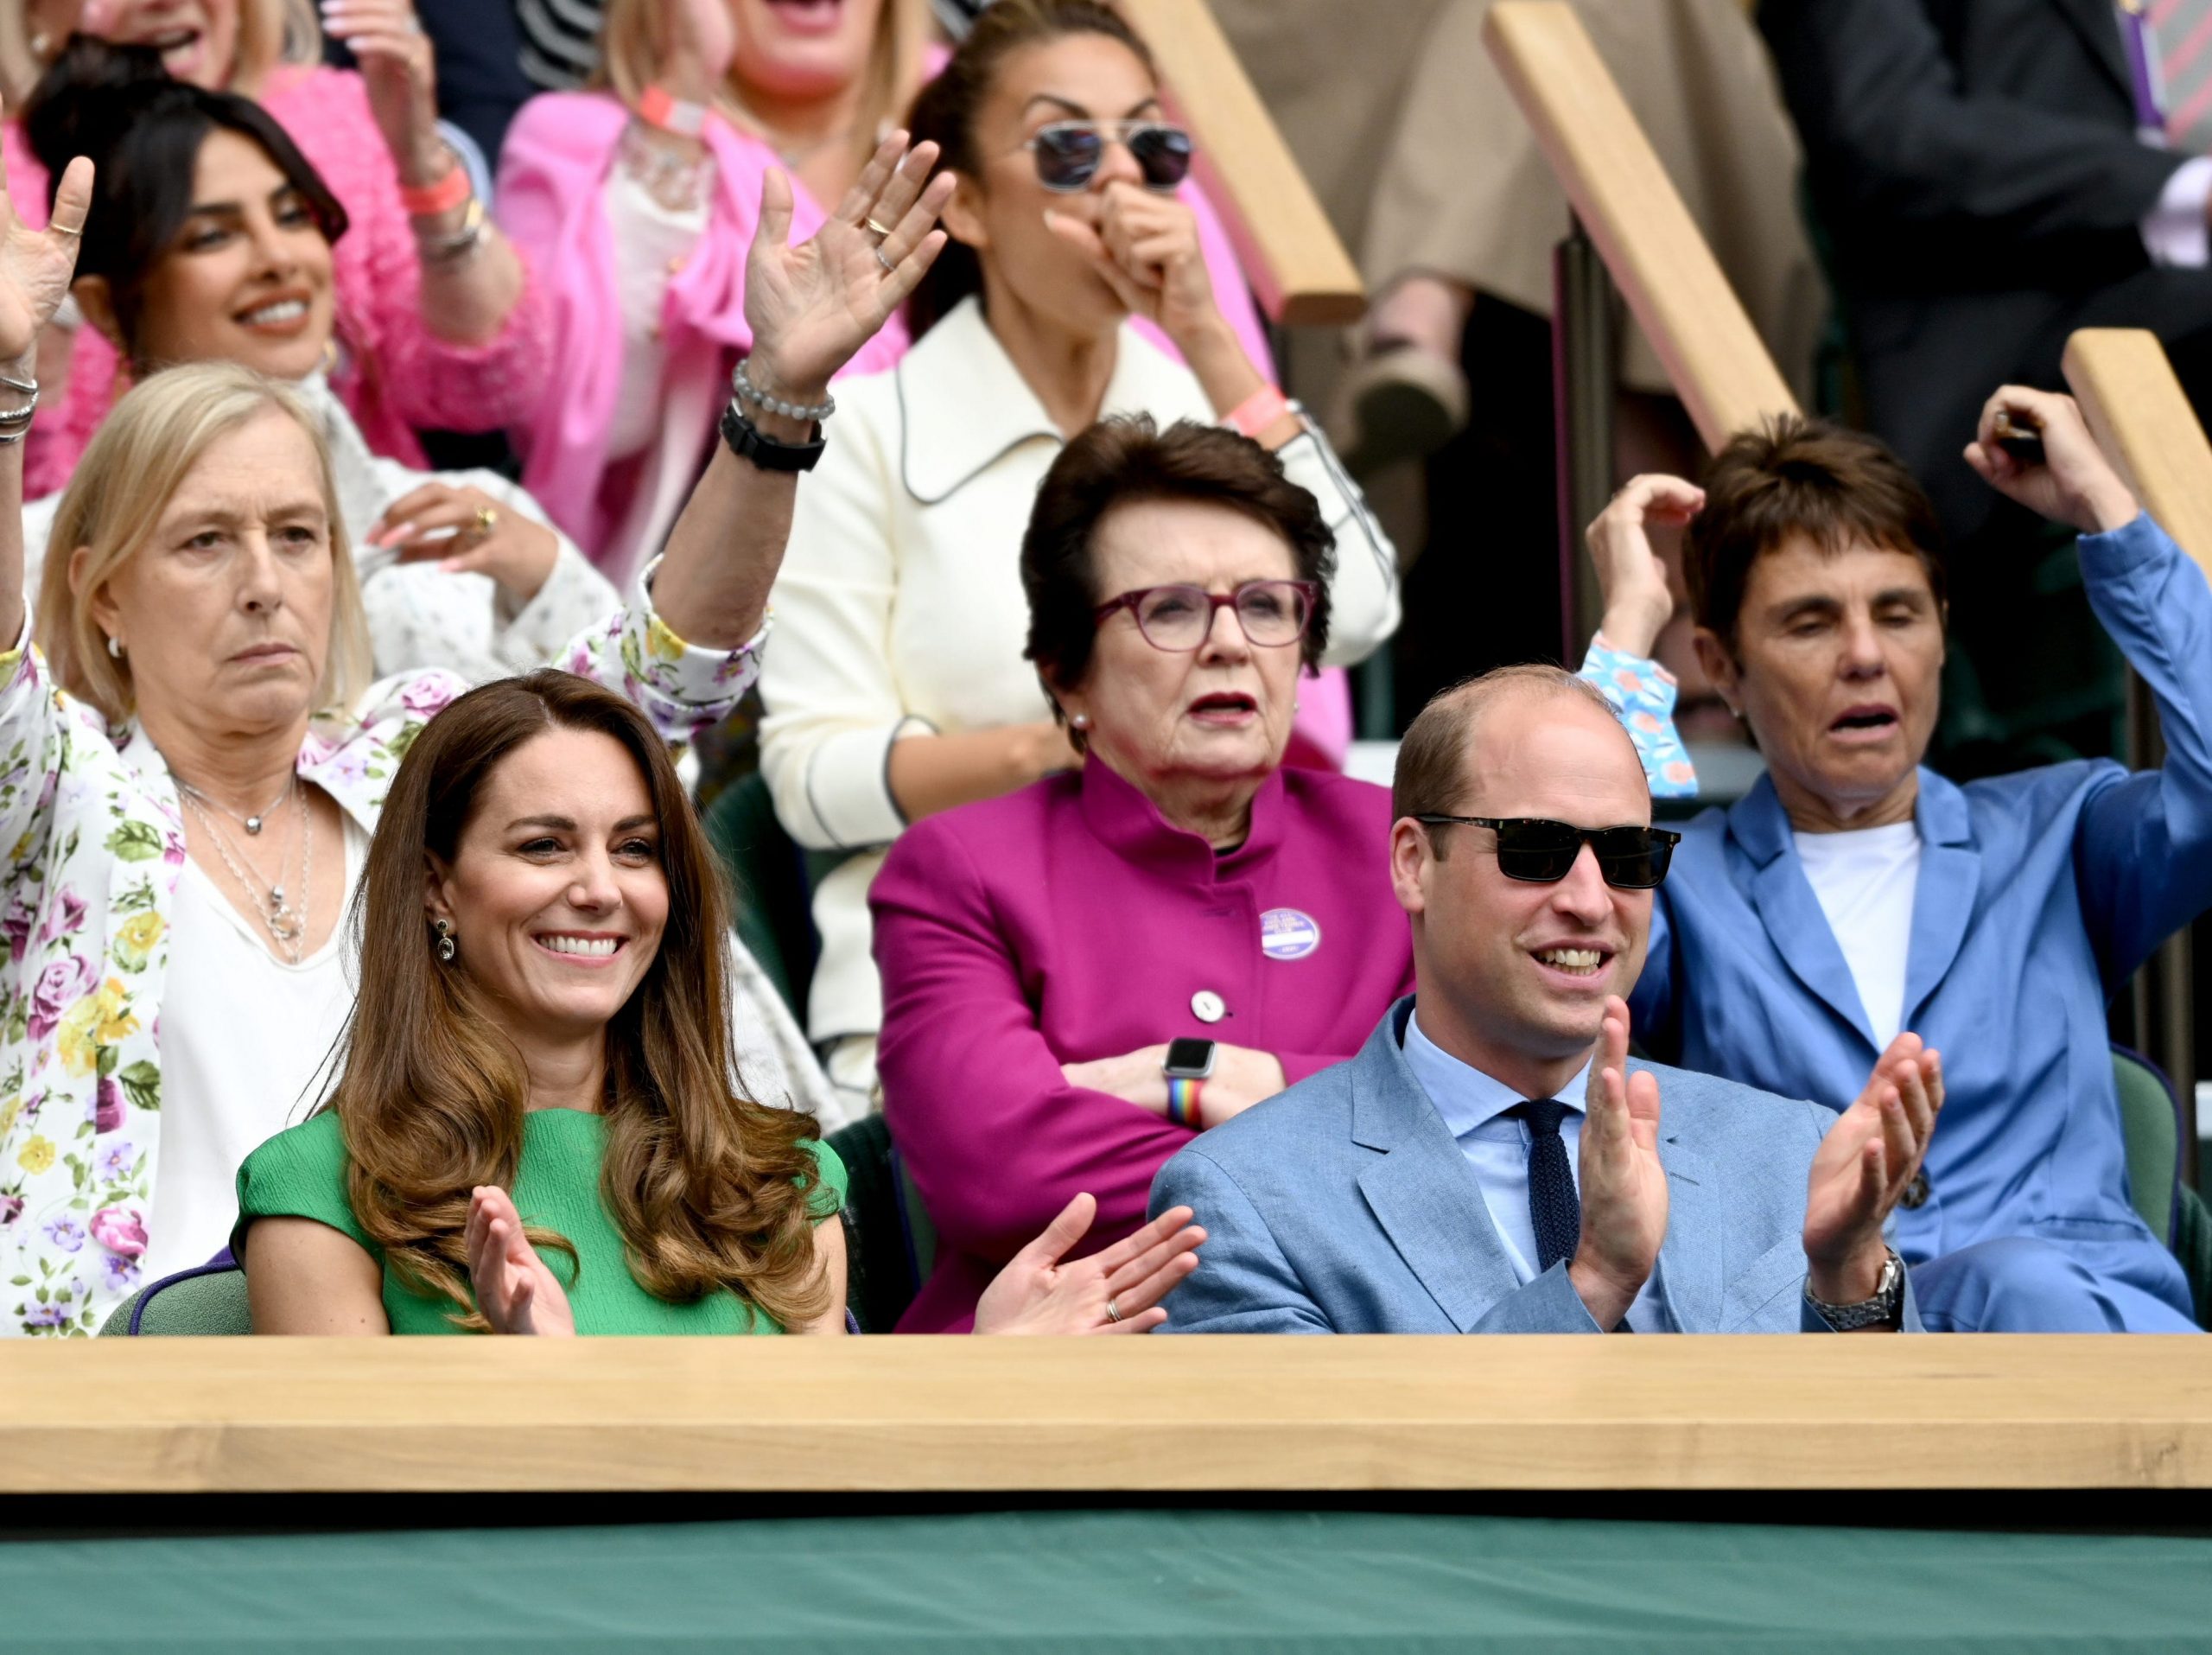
[1805,1247,1906,1330]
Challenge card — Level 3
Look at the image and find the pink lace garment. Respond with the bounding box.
[5,64,552,497]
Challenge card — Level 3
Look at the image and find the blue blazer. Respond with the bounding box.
[1632,514,2207,1324]
[1150,1000,1911,1334]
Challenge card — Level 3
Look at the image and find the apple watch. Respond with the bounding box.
[1163,1038,1216,1130]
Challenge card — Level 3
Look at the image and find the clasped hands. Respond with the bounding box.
[1567,996,1942,1331]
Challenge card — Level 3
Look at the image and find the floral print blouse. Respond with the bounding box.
[0,581,764,1334]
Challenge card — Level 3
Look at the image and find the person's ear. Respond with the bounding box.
[423,852,455,925]
[1389,818,1432,920]
[68,544,119,643]
[1690,626,1743,719]
[938,170,989,253]
[71,276,126,353]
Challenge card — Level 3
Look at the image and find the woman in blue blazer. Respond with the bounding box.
[1586,387,2205,1331]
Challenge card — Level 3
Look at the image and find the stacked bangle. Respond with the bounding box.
[416,194,486,265]
[639,84,710,137]
[398,151,474,220]
[731,356,836,423]
[1224,384,1294,439]
[0,371,38,447]
[1166,1077,1205,1130]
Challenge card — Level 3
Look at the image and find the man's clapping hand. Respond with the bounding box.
[1802,1033,1942,1314]
[1566,997,1669,1330]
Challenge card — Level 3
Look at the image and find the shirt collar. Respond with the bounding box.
[1076,755,1289,881]
[896,296,1199,504]
[1402,1006,1592,1141]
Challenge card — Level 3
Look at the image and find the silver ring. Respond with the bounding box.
[873,245,897,276]
[1104,1295,1123,1324]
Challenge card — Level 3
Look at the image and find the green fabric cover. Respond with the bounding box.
[2109,1049,2179,1244]
[2174,1182,2212,1329]
[4,1510,2210,1652]
[231,1110,846,1335]
[93,1268,249,1338]
[703,771,816,1020]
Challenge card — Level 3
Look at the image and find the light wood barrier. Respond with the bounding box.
[1112,0,1364,328]
[1483,1,1798,448]
[6,1337,2210,1493]
[2064,328,2212,584]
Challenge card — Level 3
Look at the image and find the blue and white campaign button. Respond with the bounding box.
[1260,907,1322,961]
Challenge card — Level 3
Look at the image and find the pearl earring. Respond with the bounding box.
[1070,713,1090,731]
[432,918,456,962]
[106,635,124,660]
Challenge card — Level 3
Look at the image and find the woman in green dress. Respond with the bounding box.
[236,668,1204,1335]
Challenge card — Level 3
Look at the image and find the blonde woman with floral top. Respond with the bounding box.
[0,119,955,1333]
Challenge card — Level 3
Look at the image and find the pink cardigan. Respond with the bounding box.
[7,65,552,498]
[872,760,1414,1332]
[495,87,1276,572]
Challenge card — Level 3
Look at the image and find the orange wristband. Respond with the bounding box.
[639,84,710,137]
[1225,385,1293,439]
[398,156,472,219]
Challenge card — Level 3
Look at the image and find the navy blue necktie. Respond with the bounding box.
[1514,1098,1580,1272]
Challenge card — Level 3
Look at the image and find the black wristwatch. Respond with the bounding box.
[720,401,825,473]
[1162,1038,1217,1080]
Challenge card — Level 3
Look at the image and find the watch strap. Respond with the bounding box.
[720,402,825,473]
[1805,1247,1905,1330]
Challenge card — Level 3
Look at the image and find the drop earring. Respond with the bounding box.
[432,918,456,962]
[106,635,124,660]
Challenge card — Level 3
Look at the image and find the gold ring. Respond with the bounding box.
[474,505,499,538]
[863,216,894,241]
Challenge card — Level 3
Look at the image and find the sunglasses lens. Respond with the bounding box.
[1591,829,1670,889]
[1033,126,1102,189]
[1492,821,1584,883]
[1129,125,1195,189]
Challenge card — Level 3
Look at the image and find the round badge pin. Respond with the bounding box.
[1260,907,1322,961]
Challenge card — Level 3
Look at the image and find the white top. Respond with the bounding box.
[20,374,619,687]
[143,818,369,1284]
[759,296,1402,1047]
[604,171,711,462]
[1793,819,1923,1050]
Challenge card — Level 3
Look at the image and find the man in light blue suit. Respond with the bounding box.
[1150,668,1942,1334]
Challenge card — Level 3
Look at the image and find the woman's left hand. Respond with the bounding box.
[742,131,954,403]
[371,482,559,604]
[1046,181,1218,350]
[974,1194,1205,1334]
[321,0,447,188]
[1964,385,2142,537]
[1061,1041,1287,1127]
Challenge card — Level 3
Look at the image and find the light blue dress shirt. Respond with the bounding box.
[1402,1010,1592,1285]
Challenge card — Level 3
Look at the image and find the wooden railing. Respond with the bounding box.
[2064,329,2212,582]
[1482,0,1797,447]
[1113,0,1365,327]
[6,1337,2209,1493]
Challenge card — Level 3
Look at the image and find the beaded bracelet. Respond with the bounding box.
[1166,1077,1205,1130]
[731,356,836,423]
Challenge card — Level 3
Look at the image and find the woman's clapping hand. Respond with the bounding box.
[974,1194,1205,1334]
[465,1185,576,1336]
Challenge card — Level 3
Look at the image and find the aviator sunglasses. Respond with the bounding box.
[1413,816,1682,890]
[1024,118,1197,192]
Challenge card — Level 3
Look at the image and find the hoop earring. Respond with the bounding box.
[432,917,456,962]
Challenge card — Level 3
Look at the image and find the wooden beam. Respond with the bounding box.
[1484,0,1798,447]
[6,1337,2210,1493]
[2063,328,2212,585]
[1113,0,1365,328]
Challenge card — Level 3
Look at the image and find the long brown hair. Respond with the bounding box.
[326,670,830,1331]
[905,0,1154,338]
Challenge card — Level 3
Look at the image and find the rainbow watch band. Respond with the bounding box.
[1166,1077,1205,1130]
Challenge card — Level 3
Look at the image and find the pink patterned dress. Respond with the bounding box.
[3,64,552,498]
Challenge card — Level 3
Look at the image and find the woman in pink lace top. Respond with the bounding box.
[3,0,548,496]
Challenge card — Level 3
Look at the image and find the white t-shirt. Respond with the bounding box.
[1792,819,1923,1050]
[141,820,368,1283]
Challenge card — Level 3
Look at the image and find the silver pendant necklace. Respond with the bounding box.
[175,772,294,836]
[178,784,315,964]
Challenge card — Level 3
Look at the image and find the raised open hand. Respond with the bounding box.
[1567,996,1669,1329]
[1802,1033,1941,1302]
[1585,474,1701,659]
[464,1185,576,1336]
[742,131,953,400]
[321,0,447,188]
[974,1194,1205,1334]
[0,108,91,368]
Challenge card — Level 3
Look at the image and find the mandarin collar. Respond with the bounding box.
[895,296,1200,505]
[1076,756,1290,882]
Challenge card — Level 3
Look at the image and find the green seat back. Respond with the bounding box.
[2109,1047,2181,1245]
[824,1116,936,1334]
[96,1265,251,1337]
[701,773,817,1022]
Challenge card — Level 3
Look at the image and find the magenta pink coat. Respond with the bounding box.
[494,86,1276,571]
[872,759,1414,1331]
[5,66,552,498]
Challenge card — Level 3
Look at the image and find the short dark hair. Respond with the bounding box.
[1685,414,1947,650]
[1021,416,1337,728]
[24,36,348,360]
[1392,666,1619,835]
